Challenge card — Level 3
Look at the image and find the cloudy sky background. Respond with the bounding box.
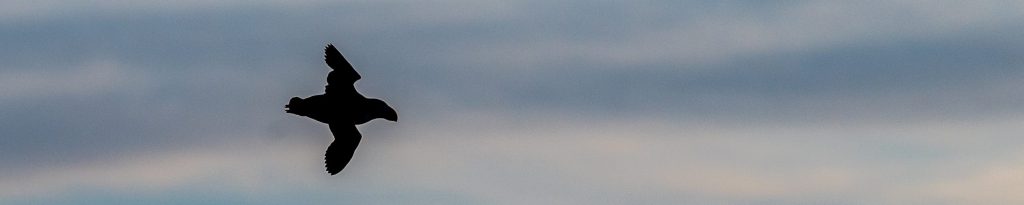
[3,1,1024,204]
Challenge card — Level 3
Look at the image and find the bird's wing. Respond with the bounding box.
[324,44,361,87]
[325,123,362,175]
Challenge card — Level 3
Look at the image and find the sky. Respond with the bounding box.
[3,1,1024,204]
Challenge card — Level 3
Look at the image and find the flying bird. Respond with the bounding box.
[285,44,398,175]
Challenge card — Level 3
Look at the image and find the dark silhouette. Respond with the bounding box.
[286,44,397,175]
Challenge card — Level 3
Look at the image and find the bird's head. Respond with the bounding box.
[369,98,398,122]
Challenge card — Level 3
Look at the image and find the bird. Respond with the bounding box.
[285,44,397,175]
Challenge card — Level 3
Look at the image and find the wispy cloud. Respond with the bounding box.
[0,59,144,101]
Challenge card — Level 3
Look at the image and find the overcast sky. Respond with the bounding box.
[4,1,1024,204]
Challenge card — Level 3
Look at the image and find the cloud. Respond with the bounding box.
[446,1,1024,69]
[5,113,1024,204]
[0,0,339,22]
[0,59,144,101]
[5,1,1024,204]
[0,136,324,198]
[924,152,1024,204]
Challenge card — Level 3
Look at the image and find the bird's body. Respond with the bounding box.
[286,44,397,175]
[287,93,387,124]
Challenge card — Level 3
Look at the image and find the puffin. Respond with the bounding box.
[285,44,397,175]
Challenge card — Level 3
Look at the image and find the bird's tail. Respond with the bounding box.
[285,97,303,114]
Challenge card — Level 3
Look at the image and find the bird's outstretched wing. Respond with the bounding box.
[325,123,362,175]
[324,44,361,89]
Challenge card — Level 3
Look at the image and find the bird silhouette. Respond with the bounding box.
[285,44,397,175]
